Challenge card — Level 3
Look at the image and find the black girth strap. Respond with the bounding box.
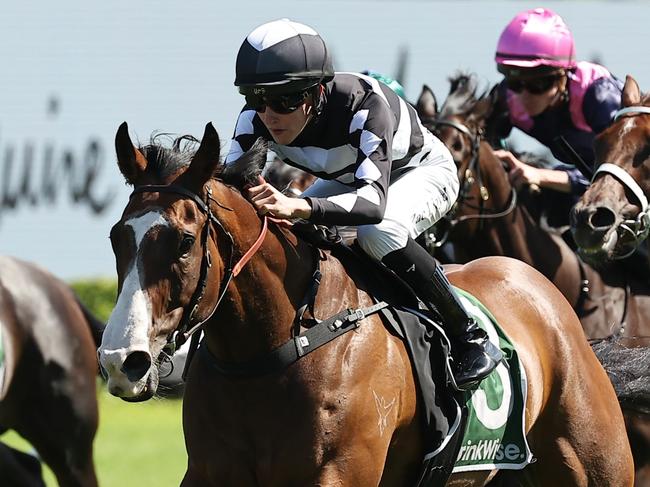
[200,301,389,377]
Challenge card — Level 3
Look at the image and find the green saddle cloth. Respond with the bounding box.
[452,288,534,473]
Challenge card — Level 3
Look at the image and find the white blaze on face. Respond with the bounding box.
[99,210,169,384]
[620,117,636,138]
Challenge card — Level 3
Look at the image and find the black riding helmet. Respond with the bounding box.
[234,19,334,97]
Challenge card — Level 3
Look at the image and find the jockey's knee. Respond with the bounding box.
[357,222,409,262]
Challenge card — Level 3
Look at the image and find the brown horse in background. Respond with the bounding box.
[416,76,650,343]
[0,255,103,487]
[571,75,650,266]
[417,74,650,484]
[97,121,633,486]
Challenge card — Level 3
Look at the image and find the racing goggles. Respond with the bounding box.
[505,74,561,95]
[245,89,311,114]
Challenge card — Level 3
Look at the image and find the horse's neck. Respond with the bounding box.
[201,213,307,362]
[463,148,572,271]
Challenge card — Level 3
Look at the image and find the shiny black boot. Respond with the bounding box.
[382,238,503,390]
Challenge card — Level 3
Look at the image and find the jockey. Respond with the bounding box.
[225,18,502,390]
[489,7,623,224]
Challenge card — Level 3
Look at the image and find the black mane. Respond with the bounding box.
[137,133,268,189]
[439,73,484,119]
[138,133,199,181]
[219,138,268,189]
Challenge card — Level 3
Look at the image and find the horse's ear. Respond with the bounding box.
[470,85,498,126]
[187,123,222,184]
[115,122,148,185]
[415,84,438,119]
[622,75,642,107]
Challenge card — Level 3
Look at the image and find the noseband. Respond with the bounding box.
[590,106,650,258]
[428,117,517,247]
[129,184,268,353]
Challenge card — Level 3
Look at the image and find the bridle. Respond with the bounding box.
[129,183,268,368]
[426,117,517,247]
[128,183,388,380]
[590,106,650,259]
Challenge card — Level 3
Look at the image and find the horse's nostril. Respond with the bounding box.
[121,351,152,382]
[589,207,617,230]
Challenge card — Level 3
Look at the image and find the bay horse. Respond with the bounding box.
[0,255,103,487]
[98,121,633,486]
[417,74,650,484]
[570,75,650,265]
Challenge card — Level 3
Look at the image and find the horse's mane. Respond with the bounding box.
[439,72,485,119]
[219,138,268,189]
[136,133,268,190]
[138,133,199,181]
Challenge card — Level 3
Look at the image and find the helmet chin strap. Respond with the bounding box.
[550,72,569,107]
[298,88,324,135]
[294,106,315,139]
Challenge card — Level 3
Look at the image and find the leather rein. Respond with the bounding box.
[129,183,387,379]
[130,184,268,372]
[426,117,517,247]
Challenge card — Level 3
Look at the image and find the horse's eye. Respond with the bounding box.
[452,141,463,152]
[179,234,196,256]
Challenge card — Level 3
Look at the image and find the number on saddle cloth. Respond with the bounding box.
[451,288,533,474]
[413,289,532,485]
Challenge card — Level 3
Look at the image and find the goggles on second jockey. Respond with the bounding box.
[244,89,311,114]
[505,74,561,95]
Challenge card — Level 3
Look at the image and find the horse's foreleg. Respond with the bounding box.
[15,380,98,487]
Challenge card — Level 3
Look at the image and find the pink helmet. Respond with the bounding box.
[495,8,576,70]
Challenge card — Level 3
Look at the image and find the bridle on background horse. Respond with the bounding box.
[429,117,600,318]
[425,117,517,248]
[589,106,650,259]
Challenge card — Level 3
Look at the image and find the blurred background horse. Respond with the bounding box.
[0,255,103,487]
[417,74,650,484]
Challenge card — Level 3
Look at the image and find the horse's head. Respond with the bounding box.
[417,75,496,168]
[98,122,266,401]
[571,75,650,262]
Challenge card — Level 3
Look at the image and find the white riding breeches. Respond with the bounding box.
[302,139,458,261]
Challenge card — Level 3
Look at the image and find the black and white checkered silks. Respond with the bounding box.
[226,72,458,260]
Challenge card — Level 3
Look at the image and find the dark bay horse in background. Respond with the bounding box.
[571,75,650,266]
[97,121,633,486]
[0,255,103,487]
[417,74,650,484]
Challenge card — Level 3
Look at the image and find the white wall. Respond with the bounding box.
[0,0,647,278]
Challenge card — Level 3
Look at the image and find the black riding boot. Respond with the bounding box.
[382,238,503,390]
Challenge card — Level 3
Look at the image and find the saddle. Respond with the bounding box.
[290,223,534,483]
[292,222,467,485]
